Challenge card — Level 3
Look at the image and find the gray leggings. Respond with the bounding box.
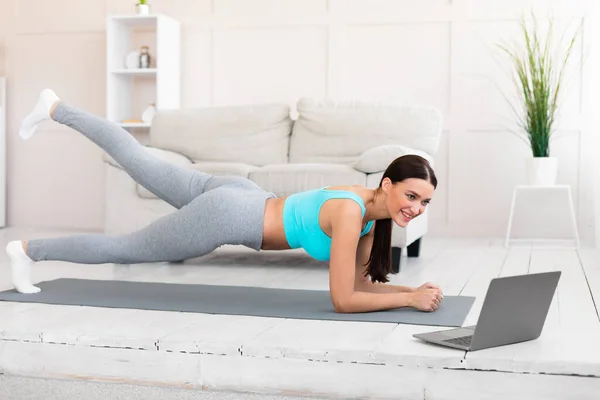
[26,102,275,264]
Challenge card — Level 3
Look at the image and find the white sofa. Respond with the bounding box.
[103,98,442,272]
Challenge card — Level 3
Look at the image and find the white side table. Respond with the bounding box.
[505,185,580,249]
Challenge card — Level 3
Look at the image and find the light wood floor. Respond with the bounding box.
[0,227,599,399]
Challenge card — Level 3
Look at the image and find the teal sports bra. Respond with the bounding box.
[282,187,374,262]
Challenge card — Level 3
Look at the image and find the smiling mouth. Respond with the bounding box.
[401,210,413,220]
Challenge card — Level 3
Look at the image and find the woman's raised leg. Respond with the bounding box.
[19,89,219,209]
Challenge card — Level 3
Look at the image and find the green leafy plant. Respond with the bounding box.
[497,13,580,157]
[138,0,147,4]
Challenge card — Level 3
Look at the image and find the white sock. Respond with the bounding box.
[19,89,60,140]
[5,240,40,294]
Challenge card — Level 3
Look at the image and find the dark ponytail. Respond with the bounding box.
[365,154,437,283]
[367,217,393,283]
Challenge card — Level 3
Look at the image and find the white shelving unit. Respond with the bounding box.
[0,77,5,227]
[106,14,181,130]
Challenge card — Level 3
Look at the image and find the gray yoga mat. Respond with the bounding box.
[0,278,475,327]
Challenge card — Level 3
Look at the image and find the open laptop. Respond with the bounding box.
[413,271,561,351]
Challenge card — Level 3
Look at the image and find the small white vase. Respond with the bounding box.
[142,103,156,124]
[136,3,150,15]
[526,156,558,186]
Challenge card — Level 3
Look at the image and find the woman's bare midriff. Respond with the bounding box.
[260,185,373,251]
[261,197,292,250]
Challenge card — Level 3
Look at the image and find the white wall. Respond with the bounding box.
[587,2,600,251]
[0,0,597,240]
[1,0,12,230]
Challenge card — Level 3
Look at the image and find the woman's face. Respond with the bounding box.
[383,178,435,227]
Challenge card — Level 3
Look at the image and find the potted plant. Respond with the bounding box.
[136,0,150,15]
[498,13,579,186]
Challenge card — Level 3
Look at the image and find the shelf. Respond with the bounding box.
[119,122,151,128]
[108,14,160,27]
[107,13,180,27]
[111,68,157,75]
[106,14,180,130]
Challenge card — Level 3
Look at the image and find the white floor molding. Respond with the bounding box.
[0,228,599,399]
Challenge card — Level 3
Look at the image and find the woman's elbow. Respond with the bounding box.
[332,296,354,313]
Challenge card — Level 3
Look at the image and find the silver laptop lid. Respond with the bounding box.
[470,271,561,351]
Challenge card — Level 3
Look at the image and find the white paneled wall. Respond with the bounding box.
[0,0,12,79]
[333,23,451,112]
[1,0,597,240]
[213,27,328,107]
[0,77,5,227]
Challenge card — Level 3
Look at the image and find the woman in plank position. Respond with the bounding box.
[6,90,443,313]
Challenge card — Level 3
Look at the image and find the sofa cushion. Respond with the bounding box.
[136,161,258,199]
[353,144,434,174]
[248,164,366,197]
[289,98,442,164]
[148,104,292,167]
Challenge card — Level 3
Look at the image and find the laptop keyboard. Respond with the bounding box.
[443,335,473,347]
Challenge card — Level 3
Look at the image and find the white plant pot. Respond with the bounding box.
[136,4,150,15]
[526,156,558,186]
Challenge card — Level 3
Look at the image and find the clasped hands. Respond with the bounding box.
[411,281,444,312]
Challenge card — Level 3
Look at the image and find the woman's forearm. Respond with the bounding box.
[335,290,415,313]
[355,280,415,294]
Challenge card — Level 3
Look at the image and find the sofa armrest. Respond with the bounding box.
[102,146,193,170]
[353,145,434,174]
